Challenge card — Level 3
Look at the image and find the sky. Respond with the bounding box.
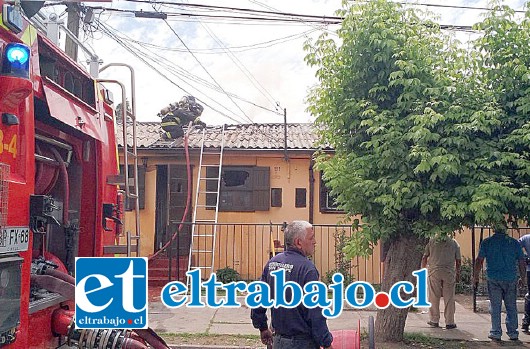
[42,0,527,125]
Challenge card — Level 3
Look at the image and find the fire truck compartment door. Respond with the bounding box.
[42,81,104,141]
[0,256,23,333]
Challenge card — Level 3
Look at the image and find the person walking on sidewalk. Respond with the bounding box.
[518,232,530,332]
[421,234,461,329]
[250,220,334,349]
[474,225,526,341]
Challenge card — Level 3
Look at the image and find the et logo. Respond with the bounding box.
[75,257,148,329]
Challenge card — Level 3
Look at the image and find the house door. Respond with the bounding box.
[155,164,192,255]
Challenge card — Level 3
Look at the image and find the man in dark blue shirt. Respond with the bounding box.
[474,225,526,341]
[251,221,334,349]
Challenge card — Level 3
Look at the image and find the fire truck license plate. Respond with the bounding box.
[0,227,30,254]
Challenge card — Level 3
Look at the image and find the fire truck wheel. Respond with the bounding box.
[368,315,375,349]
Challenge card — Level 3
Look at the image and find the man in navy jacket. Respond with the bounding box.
[251,221,334,349]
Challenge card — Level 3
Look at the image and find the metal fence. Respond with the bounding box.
[169,223,382,284]
[162,223,530,310]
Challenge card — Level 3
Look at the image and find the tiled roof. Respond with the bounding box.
[117,122,324,150]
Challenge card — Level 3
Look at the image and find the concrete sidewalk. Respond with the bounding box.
[148,295,530,346]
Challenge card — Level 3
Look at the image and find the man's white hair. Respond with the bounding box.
[284,220,312,247]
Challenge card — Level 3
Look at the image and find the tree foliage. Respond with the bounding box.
[471,4,530,224]
[305,0,530,341]
[306,0,469,254]
[305,0,530,256]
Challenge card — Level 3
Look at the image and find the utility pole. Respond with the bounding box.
[65,3,80,61]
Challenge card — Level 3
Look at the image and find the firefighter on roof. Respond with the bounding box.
[159,96,206,139]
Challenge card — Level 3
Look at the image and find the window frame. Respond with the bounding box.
[319,173,344,213]
[206,165,270,212]
[295,188,307,208]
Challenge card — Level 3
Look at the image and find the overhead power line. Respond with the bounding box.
[248,0,337,34]
[97,21,282,116]
[95,19,250,124]
[79,0,517,124]
[112,28,317,54]
[397,1,527,14]
[125,0,344,20]
[156,12,255,124]
[85,5,476,30]
[95,19,284,140]
[85,7,343,25]
[183,0,279,111]
[125,0,528,17]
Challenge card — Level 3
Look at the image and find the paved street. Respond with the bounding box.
[148,294,530,347]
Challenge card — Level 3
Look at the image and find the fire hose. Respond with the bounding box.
[30,274,75,300]
[44,266,75,284]
[32,264,170,349]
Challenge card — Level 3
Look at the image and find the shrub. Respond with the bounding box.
[216,266,241,283]
[325,268,355,286]
[324,228,355,286]
[455,257,473,294]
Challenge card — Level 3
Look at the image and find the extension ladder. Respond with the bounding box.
[188,125,225,279]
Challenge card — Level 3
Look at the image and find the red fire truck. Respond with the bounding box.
[0,2,165,348]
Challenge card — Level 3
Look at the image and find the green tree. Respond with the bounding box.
[115,99,132,122]
[305,0,529,342]
[470,4,530,223]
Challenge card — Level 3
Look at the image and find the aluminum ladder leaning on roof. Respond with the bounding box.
[188,125,226,282]
[188,126,225,280]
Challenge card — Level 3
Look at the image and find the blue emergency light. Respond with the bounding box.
[2,43,30,78]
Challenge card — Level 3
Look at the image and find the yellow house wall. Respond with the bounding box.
[134,148,522,281]
[193,153,349,224]
[140,151,350,226]
[119,150,384,283]
[455,227,474,261]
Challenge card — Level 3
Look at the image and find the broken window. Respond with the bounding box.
[206,166,270,211]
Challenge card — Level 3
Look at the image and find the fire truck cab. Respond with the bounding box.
[0,2,145,348]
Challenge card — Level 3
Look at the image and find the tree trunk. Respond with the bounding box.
[375,233,426,342]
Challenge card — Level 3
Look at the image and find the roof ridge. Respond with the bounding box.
[133,121,314,126]
[117,122,326,150]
